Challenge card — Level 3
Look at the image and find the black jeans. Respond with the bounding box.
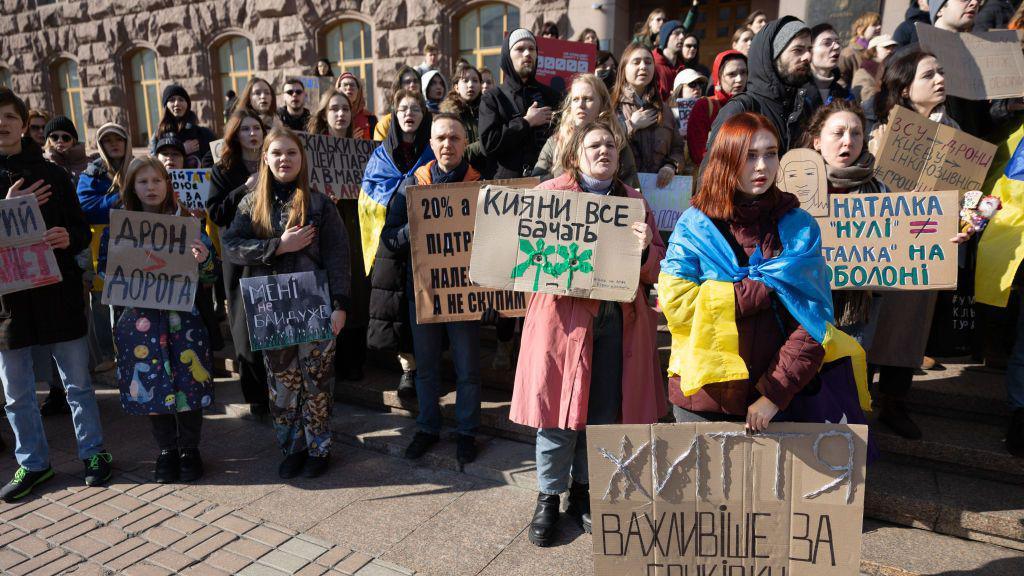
[149,410,204,450]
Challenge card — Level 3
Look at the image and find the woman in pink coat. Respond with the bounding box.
[510,120,667,547]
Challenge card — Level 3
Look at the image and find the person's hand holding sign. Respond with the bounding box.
[8,178,52,206]
[746,395,779,433]
[276,225,316,255]
[632,221,652,250]
[44,227,69,250]
[331,310,347,335]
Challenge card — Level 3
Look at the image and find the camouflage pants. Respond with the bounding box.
[263,338,336,457]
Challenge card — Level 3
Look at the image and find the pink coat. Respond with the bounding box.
[509,173,667,430]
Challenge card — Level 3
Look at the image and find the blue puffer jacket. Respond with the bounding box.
[76,157,120,225]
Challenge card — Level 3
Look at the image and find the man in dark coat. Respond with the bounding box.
[277,78,312,131]
[704,17,813,158]
[0,88,112,502]
[478,28,562,179]
[974,0,1019,31]
[894,0,932,46]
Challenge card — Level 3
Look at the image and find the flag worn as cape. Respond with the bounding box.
[658,206,871,412]
[976,122,1024,307]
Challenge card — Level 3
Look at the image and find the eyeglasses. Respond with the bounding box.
[284,89,304,96]
[683,43,698,49]
[48,133,73,143]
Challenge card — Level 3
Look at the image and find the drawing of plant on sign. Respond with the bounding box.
[510,238,557,291]
[552,242,593,289]
[776,148,828,217]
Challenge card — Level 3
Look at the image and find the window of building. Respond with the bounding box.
[53,59,87,143]
[0,67,10,89]
[215,36,254,123]
[458,3,520,82]
[128,49,161,146]
[325,20,374,109]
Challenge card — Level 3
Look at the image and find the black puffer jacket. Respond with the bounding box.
[0,137,92,350]
[366,189,413,353]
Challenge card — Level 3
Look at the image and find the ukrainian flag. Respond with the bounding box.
[975,123,1024,308]
[658,207,871,412]
[357,143,434,275]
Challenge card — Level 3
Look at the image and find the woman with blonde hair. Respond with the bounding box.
[839,12,882,86]
[532,73,638,186]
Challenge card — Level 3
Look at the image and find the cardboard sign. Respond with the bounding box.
[101,210,201,311]
[778,148,829,217]
[0,196,62,296]
[298,76,334,109]
[239,270,333,351]
[169,169,212,212]
[469,186,646,302]
[637,173,692,232]
[295,132,378,201]
[917,23,1024,100]
[534,37,598,92]
[407,177,537,324]
[674,98,698,137]
[210,139,225,165]
[873,105,997,193]
[588,422,868,576]
[819,190,959,290]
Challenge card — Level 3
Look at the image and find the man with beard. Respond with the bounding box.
[478,28,562,179]
[654,20,688,100]
[703,16,812,157]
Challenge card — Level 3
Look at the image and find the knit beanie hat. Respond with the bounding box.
[161,84,191,109]
[96,122,128,144]
[659,20,683,50]
[772,19,810,59]
[508,28,535,50]
[44,115,78,142]
[929,0,949,23]
[154,134,185,157]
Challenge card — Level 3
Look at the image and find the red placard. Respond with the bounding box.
[534,37,598,91]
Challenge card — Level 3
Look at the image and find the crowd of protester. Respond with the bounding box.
[2,0,1024,550]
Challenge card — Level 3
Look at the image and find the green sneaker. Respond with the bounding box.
[0,466,54,503]
[83,451,113,487]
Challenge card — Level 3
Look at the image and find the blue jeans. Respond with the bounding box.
[1006,299,1024,409]
[0,337,106,471]
[536,428,589,495]
[407,295,481,437]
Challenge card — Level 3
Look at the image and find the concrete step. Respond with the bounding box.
[902,360,1011,423]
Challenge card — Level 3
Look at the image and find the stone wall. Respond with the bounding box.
[0,0,572,142]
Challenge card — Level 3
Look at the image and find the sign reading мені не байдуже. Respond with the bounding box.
[239,270,333,351]
[0,196,62,296]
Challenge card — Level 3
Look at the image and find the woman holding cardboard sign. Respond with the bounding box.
[510,120,666,547]
[221,128,351,480]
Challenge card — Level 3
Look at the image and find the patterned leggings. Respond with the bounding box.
[263,339,336,456]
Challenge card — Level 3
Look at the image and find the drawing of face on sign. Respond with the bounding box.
[776,148,828,217]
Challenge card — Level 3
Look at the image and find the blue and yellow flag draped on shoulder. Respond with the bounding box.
[976,122,1024,308]
[657,206,871,412]
[357,144,434,276]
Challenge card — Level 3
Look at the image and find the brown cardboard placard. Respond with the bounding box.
[407,177,537,324]
[917,23,1024,100]
[469,186,646,302]
[587,422,868,576]
[0,196,62,296]
[295,132,378,201]
[778,148,829,217]
[298,76,334,110]
[819,190,959,290]
[873,105,997,193]
[101,209,202,311]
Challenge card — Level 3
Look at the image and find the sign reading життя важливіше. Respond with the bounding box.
[101,210,201,312]
[169,169,212,212]
[0,196,62,296]
[587,422,868,576]
[407,178,537,324]
[469,186,646,302]
[295,132,378,201]
[238,270,333,351]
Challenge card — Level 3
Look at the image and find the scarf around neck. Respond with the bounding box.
[824,150,877,190]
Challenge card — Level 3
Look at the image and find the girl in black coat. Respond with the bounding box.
[149,84,216,169]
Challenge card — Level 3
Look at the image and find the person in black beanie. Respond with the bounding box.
[149,84,216,169]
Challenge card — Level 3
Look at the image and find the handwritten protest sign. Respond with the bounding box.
[298,76,333,108]
[917,23,1024,100]
[0,196,62,296]
[873,105,996,193]
[238,270,333,351]
[637,173,692,232]
[819,190,959,290]
[778,148,829,217]
[209,139,225,165]
[169,169,211,212]
[588,422,868,576]
[674,98,698,137]
[535,37,598,92]
[295,132,378,201]
[407,177,537,324]
[470,186,645,302]
[101,210,201,311]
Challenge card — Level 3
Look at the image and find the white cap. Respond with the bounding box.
[673,69,708,92]
[868,34,897,51]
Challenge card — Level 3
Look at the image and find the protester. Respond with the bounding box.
[576,28,599,46]
[680,33,711,79]
[480,67,495,93]
[79,122,132,224]
[373,66,421,142]
[533,74,638,187]
[315,58,334,77]
[805,24,850,112]
[421,70,448,113]
[705,17,812,158]
[839,12,882,86]
[360,89,434,398]
[894,0,932,46]
[307,88,353,139]
[43,115,91,186]
[851,35,897,102]
[732,26,754,55]
[148,84,216,169]
[686,50,747,166]
[224,90,238,124]
[277,78,311,131]
[206,110,269,412]
[439,65,485,170]
[653,19,688,99]
[633,8,667,48]
[0,88,112,502]
[929,0,991,137]
[222,127,350,479]
[595,51,617,91]
[539,21,560,39]
[746,10,768,34]
[25,110,46,146]
[612,42,685,186]
[511,120,665,546]
[97,157,214,483]
[478,28,561,179]
[673,68,707,100]
[154,135,186,171]
[238,77,277,128]
[415,45,440,76]
[336,72,377,139]
[975,0,1015,31]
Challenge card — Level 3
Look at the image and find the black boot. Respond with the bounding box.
[39,389,70,417]
[879,397,922,440]
[278,450,308,479]
[565,482,591,534]
[154,449,180,484]
[179,449,204,482]
[1008,408,1024,457]
[397,370,417,400]
[528,493,561,547]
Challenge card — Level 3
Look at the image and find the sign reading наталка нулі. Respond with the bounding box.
[0,196,62,296]
[587,422,868,576]
[101,210,201,311]
[819,190,959,290]
[239,270,333,351]
[295,132,378,201]
[469,186,646,302]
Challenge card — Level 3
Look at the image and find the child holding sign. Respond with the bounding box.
[99,157,216,484]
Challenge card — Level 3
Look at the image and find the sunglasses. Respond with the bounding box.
[284,89,304,96]
[48,133,74,143]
